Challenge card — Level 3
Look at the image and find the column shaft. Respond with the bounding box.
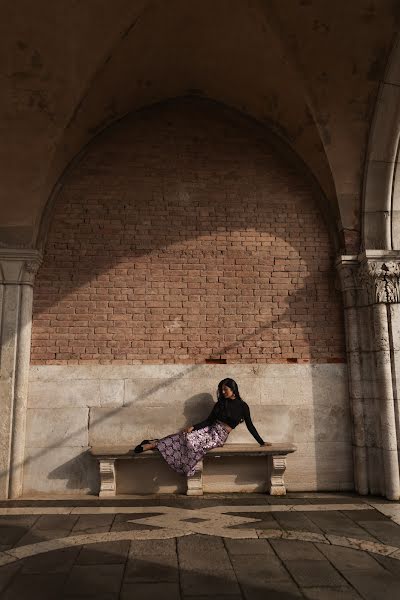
[0,251,41,499]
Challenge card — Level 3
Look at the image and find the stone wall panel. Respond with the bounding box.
[24,364,352,494]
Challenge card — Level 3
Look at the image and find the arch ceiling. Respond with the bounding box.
[1,0,399,252]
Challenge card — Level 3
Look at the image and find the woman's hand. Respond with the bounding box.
[184,426,194,433]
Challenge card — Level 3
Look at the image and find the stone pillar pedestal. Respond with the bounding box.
[0,249,42,499]
[337,251,400,500]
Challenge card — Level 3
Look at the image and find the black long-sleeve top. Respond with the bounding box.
[193,398,265,445]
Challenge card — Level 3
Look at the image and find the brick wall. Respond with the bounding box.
[31,98,345,364]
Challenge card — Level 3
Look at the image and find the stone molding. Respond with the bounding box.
[335,255,358,308]
[336,251,400,305]
[269,456,287,496]
[186,462,204,496]
[98,459,117,497]
[0,249,42,285]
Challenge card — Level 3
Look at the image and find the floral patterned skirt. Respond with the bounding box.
[156,422,229,477]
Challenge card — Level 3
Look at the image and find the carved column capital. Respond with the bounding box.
[337,251,400,305]
[358,251,400,304]
[0,249,42,285]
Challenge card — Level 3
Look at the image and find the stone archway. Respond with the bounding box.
[20,97,350,498]
[336,33,400,501]
[363,34,400,250]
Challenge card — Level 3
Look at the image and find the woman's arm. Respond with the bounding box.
[243,402,266,445]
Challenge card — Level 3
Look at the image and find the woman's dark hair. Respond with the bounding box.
[216,378,244,421]
[217,378,243,403]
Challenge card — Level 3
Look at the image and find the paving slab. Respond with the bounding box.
[32,514,79,531]
[353,519,400,546]
[0,563,21,594]
[0,525,32,546]
[315,543,388,574]
[303,511,378,541]
[178,535,240,596]
[63,563,125,596]
[341,509,391,522]
[344,571,400,600]
[0,572,67,600]
[271,540,325,561]
[182,597,242,600]
[121,582,181,600]
[110,513,163,531]
[302,586,363,599]
[241,581,303,600]
[266,496,312,505]
[229,552,291,585]
[224,537,275,555]
[21,546,81,573]
[76,540,131,565]
[64,595,118,600]
[229,511,280,530]
[372,552,400,576]
[271,511,323,534]
[283,559,348,588]
[125,538,178,582]
[307,497,365,505]
[163,495,270,507]
[0,515,38,527]
[14,528,73,547]
[0,515,39,547]
[71,514,115,533]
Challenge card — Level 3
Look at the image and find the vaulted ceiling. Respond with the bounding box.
[1,0,399,251]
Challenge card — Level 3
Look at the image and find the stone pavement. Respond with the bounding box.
[0,493,399,599]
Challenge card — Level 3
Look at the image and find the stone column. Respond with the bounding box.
[336,256,369,495]
[357,252,400,500]
[0,249,42,499]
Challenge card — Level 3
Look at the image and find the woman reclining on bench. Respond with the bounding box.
[134,377,271,477]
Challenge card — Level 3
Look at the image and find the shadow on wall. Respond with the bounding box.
[33,97,343,365]
[47,392,215,493]
[21,97,348,495]
[48,451,100,493]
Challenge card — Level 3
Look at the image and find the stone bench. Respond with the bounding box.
[89,443,297,497]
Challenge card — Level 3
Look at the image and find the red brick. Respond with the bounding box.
[31,100,345,365]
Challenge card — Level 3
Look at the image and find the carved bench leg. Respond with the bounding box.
[186,460,203,496]
[269,455,287,496]
[99,458,117,497]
